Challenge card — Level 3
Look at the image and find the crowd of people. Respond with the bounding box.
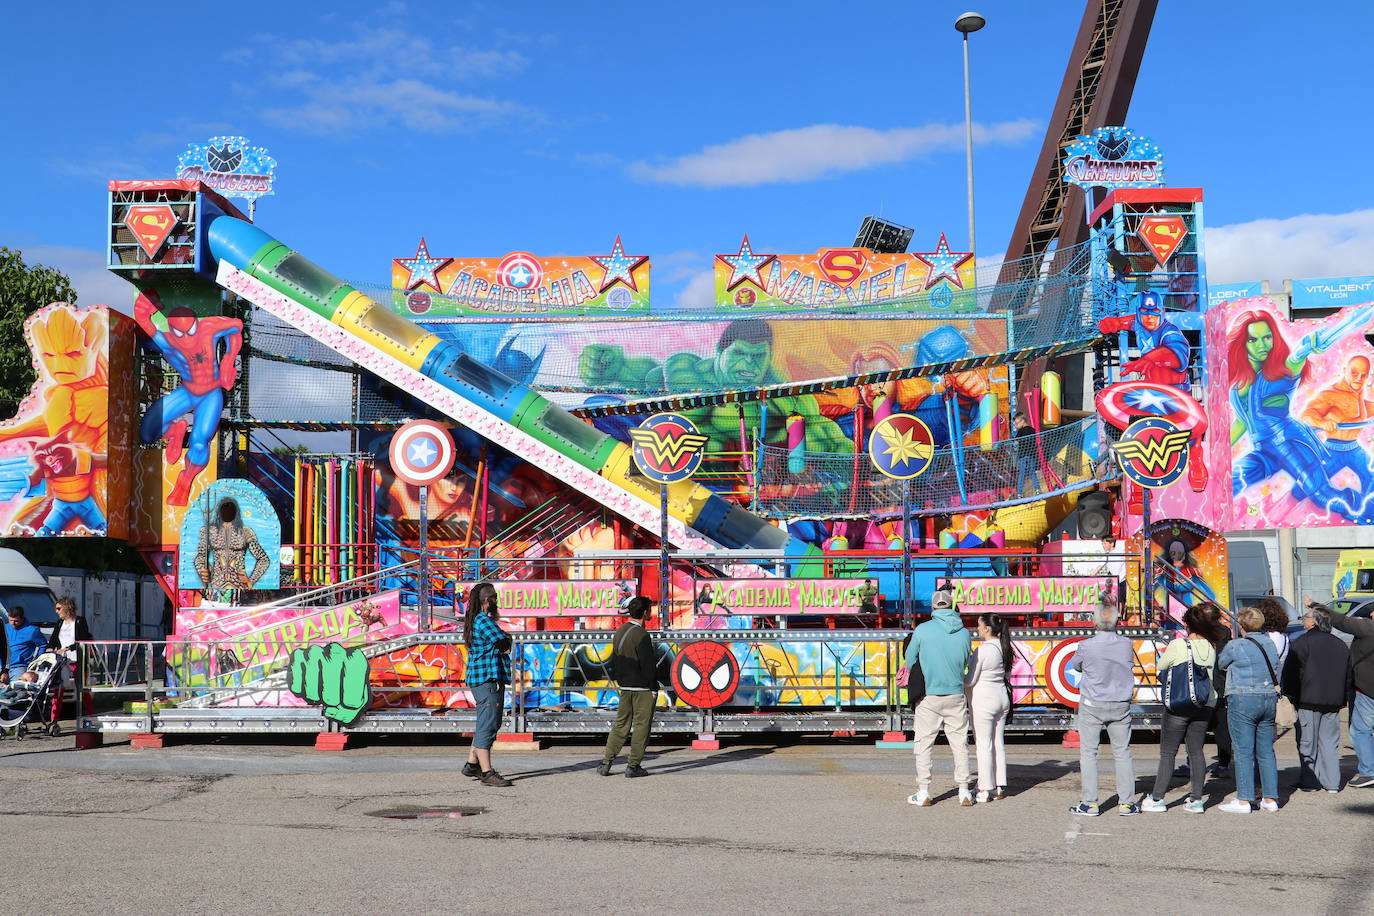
[455,577,1374,802]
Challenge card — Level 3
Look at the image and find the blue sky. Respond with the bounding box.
[5,0,1374,308]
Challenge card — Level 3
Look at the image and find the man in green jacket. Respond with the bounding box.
[902,587,974,807]
[599,596,659,778]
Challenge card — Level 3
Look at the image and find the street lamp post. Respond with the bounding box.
[955,11,986,260]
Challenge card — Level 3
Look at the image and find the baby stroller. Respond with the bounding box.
[0,652,64,739]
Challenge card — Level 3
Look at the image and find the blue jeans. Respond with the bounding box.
[471,680,505,750]
[1228,693,1278,802]
[1352,691,1374,779]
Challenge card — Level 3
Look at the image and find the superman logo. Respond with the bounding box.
[123,205,180,259]
[1136,215,1188,266]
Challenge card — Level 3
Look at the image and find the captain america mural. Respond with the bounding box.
[1097,290,1190,389]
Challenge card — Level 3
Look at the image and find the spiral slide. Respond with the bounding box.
[204,216,824,571]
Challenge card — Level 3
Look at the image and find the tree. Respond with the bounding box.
[0,247,77,418]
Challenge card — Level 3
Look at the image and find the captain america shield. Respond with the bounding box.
[1095,380,1206,433]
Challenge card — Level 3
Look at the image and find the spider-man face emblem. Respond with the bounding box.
[670,641,739,708]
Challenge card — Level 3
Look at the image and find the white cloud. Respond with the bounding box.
[1207,209,1374,285]
[629,120,1038,188]
[15,245,134,311]
[671,269,716,311]
[243,25,529,135]
[264,77,523,134]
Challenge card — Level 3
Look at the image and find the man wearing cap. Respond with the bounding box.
[598,596,659,778]
[902,587,974,807]
[2,606,48,684]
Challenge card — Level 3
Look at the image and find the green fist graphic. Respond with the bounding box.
[288,643,371,726]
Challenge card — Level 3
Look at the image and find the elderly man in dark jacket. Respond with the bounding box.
[1285,603,1352,792]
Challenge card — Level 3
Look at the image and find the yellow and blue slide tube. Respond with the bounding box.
[206,216,826,571]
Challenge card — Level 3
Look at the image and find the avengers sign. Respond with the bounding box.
[1062,127,1165,190]
[177,136,276,201]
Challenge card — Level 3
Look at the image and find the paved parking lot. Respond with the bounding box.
[1,731,1369,914]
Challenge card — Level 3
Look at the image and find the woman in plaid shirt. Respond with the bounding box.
[463,583,514,787]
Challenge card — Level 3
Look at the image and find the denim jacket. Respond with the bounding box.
[1218,634,1280,696]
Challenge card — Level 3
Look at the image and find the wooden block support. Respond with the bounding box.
[881,731,906,743]
[691,733,721,751]
[1061,729,1081,749]
[315,732,351,751]
[496,732,543,750]
[75,732,104,750]
[130,733,164,749]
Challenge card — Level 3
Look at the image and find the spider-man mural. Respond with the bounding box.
[670,641,740,708]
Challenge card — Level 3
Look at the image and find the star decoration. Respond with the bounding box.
[590,236,649,293]
[915,233,974,290]
[397,238,451,292]
[408,438,438,467]
[879,425,933,468]
[719,235,776,291]
[1123,388,1177,413]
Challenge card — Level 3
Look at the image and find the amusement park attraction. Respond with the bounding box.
[7,0,1370,747]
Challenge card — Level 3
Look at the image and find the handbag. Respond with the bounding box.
[1162,638,1210,715]
[1244,635,1283,696]
[896,660,926,706]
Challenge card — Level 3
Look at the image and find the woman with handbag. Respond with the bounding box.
[1216,607,1282,814]
[1142,605,1227,813]
[965,613,1013,803]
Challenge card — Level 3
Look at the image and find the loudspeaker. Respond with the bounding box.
[1076,491,1114,539]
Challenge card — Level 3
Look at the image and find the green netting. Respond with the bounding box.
[751,418,1111,520]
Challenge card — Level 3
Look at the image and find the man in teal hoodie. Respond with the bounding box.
[902,587,974,807]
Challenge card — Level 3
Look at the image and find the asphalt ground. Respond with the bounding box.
[0,727,1369,915]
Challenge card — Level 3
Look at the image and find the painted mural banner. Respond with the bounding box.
[457,580,633,616]
[390,238,650,316]
[692,578,873,615]
[177,479,282,591]
[1206,296,1374,530]
[713,234,976,312]
[943,577,1106,618]
[1150,519,1228,625]
[0,303,129,538]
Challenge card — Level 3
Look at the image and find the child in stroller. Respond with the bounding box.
[0,653,63,738]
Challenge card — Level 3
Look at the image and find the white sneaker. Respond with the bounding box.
[976,790,991,804]
[1259,798,1280,812]
[958,788,975,807]
[1219,799,1252,814]
[1140,796,1167,813]
[907,791,932,807]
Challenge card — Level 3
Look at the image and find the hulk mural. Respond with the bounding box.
[579,319,853,454]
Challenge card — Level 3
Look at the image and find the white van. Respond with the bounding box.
[0,548,58,637]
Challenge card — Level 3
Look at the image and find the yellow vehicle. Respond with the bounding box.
[1332,549,1374,600]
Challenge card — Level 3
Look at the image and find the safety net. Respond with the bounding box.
[749,417,1112,520]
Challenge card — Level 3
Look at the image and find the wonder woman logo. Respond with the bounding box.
[631,413,708,483]
[1114,417,1190,488]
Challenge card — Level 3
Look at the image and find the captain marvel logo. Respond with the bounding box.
[868,413,935,480]
[630,413,708,483]
[1114,417,1190,488]
[670,641,739,708]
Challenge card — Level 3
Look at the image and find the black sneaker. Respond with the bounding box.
[624,764,650,778]
[480,770,514,787]
[596,762,613,776]
[1348,775,1374,788]
[461,761,482,778]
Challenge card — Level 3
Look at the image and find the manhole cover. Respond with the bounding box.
[366,806,486,819]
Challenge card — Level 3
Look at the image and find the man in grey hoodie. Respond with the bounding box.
[903,587,974,807]
[1067,601,1139,816]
